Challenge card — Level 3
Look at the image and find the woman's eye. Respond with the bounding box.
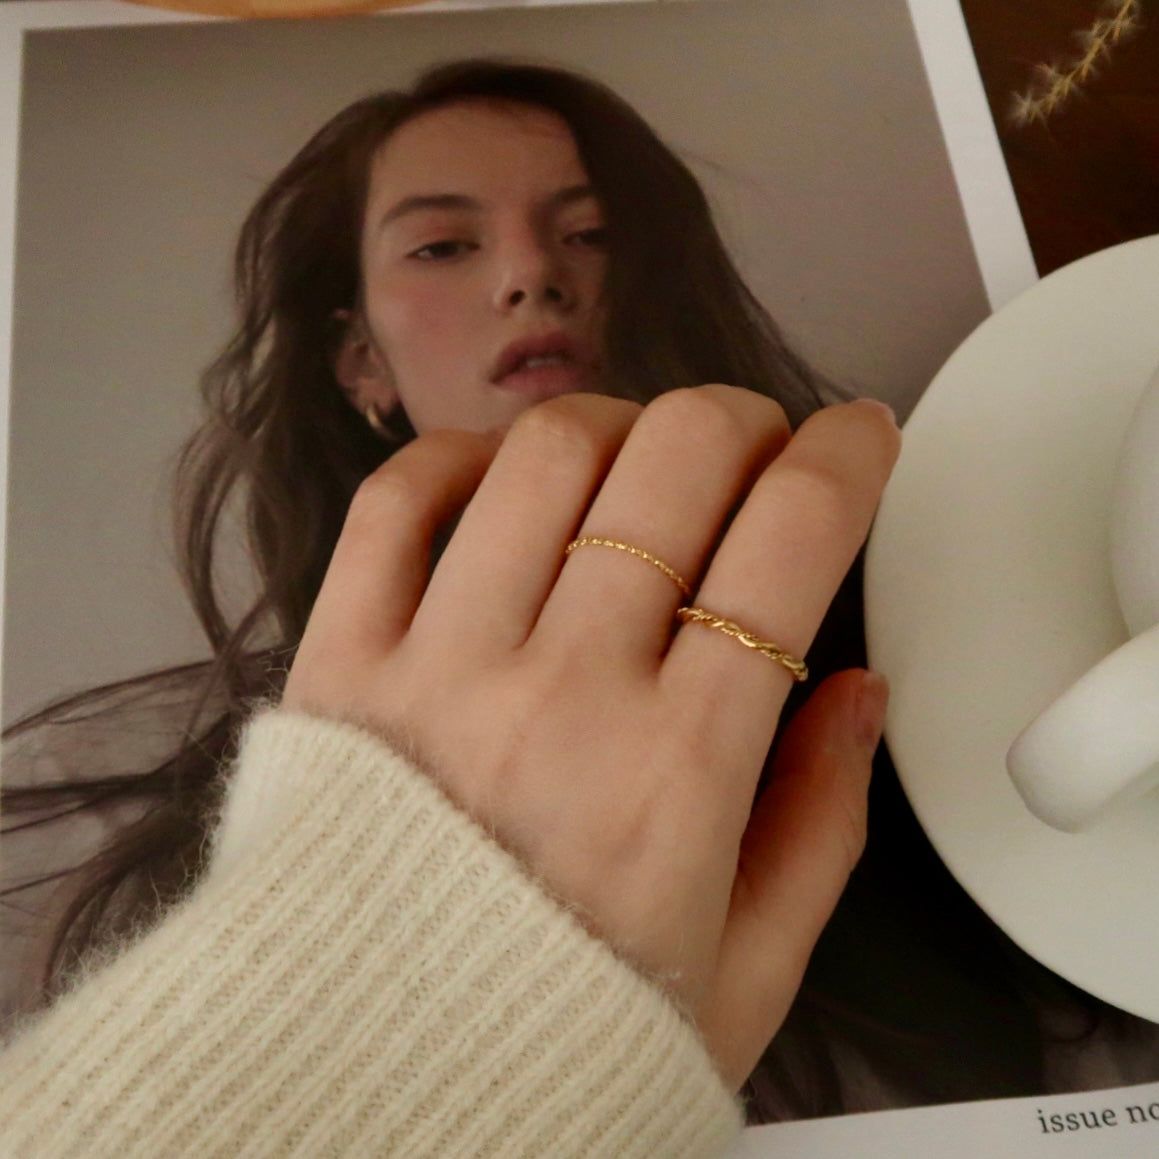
[566,226,609,250]
[409,239,477,261]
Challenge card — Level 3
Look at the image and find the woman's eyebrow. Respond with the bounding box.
[377,193,481,231]
[549,184,599,210]
[376,185,600,234]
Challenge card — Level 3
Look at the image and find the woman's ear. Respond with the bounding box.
[332,310,398,415]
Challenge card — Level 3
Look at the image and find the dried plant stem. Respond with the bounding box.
[1010,0,1143,126]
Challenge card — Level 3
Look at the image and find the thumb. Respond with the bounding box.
[697,668,888,1088]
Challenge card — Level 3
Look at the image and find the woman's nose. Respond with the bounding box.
[505,284,566,307]
[494,240,574,312]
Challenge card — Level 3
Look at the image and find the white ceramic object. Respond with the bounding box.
[1112,364,1159,637]
[1006,623,1159,830]
[1006,366,1159,831]
[864,234,1159,1022]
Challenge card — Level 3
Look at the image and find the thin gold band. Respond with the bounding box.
[565,536,692,598]
[676,605,809,682]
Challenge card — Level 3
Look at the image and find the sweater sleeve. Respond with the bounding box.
[0,710,743,1158]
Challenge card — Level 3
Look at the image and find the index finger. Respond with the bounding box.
[295,429,500,667]
[662,400,900,764]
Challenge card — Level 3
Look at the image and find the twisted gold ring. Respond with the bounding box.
[676,605,808,682]
[565,536,692,598]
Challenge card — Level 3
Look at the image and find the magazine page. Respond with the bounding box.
[1,0,1155,1150]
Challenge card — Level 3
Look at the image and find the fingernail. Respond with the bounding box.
[855,670,890,753]
[855,397,898,428]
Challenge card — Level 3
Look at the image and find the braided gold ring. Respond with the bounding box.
[565,536,691,598]
[676,605,808,682]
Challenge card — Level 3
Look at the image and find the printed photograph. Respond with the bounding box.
[3,0,989,718]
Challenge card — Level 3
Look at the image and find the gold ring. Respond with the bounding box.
[565,536,691,598]
[676,605,809,682]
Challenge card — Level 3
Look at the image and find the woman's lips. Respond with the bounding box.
[491,335,596,399]
[494,353,593,398]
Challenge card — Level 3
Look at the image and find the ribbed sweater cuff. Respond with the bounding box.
[0,710,742,1158]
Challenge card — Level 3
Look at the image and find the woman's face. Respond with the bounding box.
[339,99,610,435]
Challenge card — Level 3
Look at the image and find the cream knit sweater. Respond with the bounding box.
[0,711,742,1158]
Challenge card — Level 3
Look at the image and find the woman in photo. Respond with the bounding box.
[0,58,1150,1154]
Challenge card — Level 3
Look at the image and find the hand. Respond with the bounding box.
[283,385,899,1086]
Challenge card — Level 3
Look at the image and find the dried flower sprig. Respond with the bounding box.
[1010,0,1143,127]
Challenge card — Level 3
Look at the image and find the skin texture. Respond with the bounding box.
[335,99,610,435]
[283,385,900,1088]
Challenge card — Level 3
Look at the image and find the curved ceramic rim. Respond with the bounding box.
[865,235,1159,1023]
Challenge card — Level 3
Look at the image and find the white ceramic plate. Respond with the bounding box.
[865,235,1159,1023]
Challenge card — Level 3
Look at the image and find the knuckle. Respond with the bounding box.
[345,463,424,536]
[641,385,786,455]
[507,393,637,468]
[345,428,492,533]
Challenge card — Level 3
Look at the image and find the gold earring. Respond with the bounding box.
[364,401,391,439]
